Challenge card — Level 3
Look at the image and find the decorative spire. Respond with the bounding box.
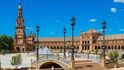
[18,0,23,16]
[18,0,22,9]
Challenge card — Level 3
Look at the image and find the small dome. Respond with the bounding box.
[18,4,22,9]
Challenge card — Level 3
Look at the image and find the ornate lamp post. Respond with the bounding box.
[0,58,2,70]
[101,21,106,67]
[70,16,75,70]
[63,27,66,58]
[0,36,1,70]
[36,24,40,70]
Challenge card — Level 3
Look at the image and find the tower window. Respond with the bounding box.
[18,23,22,27]
[18,30,20,33]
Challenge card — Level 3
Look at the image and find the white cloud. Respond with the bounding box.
[26,26,33,30]
[110,8,117,13]
[113,0,124,3]
[89,19,96,22]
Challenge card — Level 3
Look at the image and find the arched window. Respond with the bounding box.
[88,46,89,50]
[57,46,59,49]
[88,41,89,43]
[18,23,22,27]
[51,46,53,49]
[61,46,63,49]
[111,46,113,49]
[77,46,79,49]
[98,46,100,49]
[54,46,56,49]
[95,46,97,49]
[82,46,84,50]
[122,46,124,49]
[82,41,84,44]
[85,46,87,50]
[115,45,117,49]
[108,46,110,49]
[118,46,120,49]
[47,46,49,48]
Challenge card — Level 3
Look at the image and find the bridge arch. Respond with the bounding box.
[32,59,70,70]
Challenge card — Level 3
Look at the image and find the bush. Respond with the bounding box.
[107,51,119,62]
[10,54,22,68]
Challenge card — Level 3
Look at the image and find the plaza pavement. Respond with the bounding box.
[0,53,124,70]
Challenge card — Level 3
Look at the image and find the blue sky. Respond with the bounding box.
[0,0,124,37]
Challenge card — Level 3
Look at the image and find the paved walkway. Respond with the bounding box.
[75,60,108,70]
[110,67,124,70]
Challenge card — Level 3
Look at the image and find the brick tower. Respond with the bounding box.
[14,1,26,52]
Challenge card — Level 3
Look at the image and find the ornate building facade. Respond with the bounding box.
[14,1,124,53]
[79,29,124,52]
[38,29,124,52]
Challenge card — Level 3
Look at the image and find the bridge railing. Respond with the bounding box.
[32,54,69,64]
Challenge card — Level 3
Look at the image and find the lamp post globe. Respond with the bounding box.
[36,24,40,32]
[102,21,106,29]
[71,16,75,27]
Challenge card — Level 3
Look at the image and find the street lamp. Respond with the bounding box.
[102,21,106,67]
[63,27,66,58]
[0,58,2,70]
[0,36,1,70]
[36,24,40,70]
[70,16,75,70]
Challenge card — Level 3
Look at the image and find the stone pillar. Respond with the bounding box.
[90,42,93,52]
[70,60,75,70]
[101,58,106,67]
[79,45,82,52]
[51,66,54,70]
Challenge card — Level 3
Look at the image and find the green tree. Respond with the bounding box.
[108,51,119,62]
[10,54,22,68]
[0,34,14,53]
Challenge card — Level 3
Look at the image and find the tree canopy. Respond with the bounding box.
[0,34,14,53]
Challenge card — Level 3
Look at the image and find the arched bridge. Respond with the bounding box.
[31,54,70,70]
